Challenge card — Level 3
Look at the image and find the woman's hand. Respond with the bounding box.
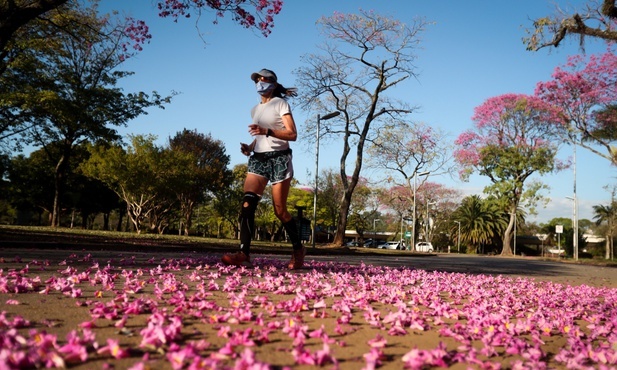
[248,124,264,136]
[240,141,255,156]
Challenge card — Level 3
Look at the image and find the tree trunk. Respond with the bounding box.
[183,200,194,236]
[333,190,353,246]
[501,214,515,256]
[0,0,70,75]
[127,203,142,234]
[49,188,60,227]
[52,148,72,227]
[116,210,123,231]
[51,169,63,227]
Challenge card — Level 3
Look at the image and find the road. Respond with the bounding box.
[301,252,617,288]
[0,245,615,288]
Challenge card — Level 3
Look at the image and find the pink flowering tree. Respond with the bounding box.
[368,122,459,245]
[367,122,453,184]
[454,94,567,256]
[535,50,617,164]
[376,182,460,247]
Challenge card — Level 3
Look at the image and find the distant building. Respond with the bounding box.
[344,230,395,243]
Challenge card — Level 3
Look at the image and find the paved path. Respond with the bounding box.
[303,253,617,287]
[1,246,615,287]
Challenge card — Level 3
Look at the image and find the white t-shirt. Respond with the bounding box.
[250,97,291,152]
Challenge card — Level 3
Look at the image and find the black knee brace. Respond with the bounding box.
[239,192,260,253]
[240,192,259,218]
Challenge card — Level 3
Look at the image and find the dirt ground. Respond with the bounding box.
[0,227,616,369]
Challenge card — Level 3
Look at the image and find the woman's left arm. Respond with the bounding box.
[261,113,297,141]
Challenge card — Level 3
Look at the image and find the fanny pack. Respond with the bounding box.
[252,148,292,160]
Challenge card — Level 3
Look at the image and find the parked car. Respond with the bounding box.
[378,240,405,250]
[345,239,375,248]
[361,239,375,248]
[375,241,389,249]
[415,242,434,252]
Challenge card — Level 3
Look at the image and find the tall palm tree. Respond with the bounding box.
[592,203,615,259]
[452,195,507,254]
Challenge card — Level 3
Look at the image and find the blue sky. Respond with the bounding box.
[98,0,614,224]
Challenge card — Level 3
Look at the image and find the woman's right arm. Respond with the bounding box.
[240,140,256,156]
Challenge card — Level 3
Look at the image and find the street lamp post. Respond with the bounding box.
[373,218,379,242]
[566,195,578,260]
[568,142,579,260]
[403,216,412,249]
[512,211,517,256]
[312,111,340,249]
[412,171,430,251]
[400,214,403,243]
[454,221,461,253]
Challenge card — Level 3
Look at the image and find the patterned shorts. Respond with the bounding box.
[248,150,294,184]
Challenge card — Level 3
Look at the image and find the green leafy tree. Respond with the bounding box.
[70,174,120,230]
[346,177,374,241]
[0,0,69,75]
[253,186,277,241]
[0,153,14,223]
[62,144,121,229]
[316,168,344,237]
[82,135,182,234]
[451,195,507,254]
[592,202,616,259]
[540,217,587,257]
[168,129,232,236]
[543,217,572,251]
[145,146,193,234]
[213,164,247,239]
[295,10,432,247]
[7,149,56,225]
[287,183,314,242]
[5,144,115,227]
[0,2,172,227]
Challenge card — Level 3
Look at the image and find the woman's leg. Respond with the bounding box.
[239,173,268,255]
[271,177,292,223]
[272,178,305,269]
[222,173,268,266]
[272,178,299,244]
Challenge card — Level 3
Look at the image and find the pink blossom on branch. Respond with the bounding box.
[535,49,617,163]
[123,18,152,52]
[535,51,617,122]
[156,0,283,37]
[454,93,566,177]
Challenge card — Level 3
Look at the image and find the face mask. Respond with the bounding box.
[256,81,275,95]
